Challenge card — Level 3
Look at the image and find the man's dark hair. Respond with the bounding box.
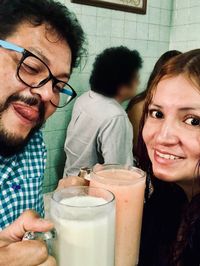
[0,0,86,69]
[89,46,142,97]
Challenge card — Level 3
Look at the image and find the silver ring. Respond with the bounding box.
[23,228,56,241]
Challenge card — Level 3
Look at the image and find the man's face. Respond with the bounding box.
[0,22,72,156]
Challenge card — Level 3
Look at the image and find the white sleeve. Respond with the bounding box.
[97,115,134,166]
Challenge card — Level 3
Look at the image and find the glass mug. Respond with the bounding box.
[90,164,146,266]
[24,186,115,266]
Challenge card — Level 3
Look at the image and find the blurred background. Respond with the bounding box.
[42,0,200,193]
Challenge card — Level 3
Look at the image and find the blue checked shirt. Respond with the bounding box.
[0,130,47,230]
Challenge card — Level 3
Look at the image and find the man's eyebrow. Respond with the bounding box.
[28,47,50,65]
[57,73,71,80]
[28,47,71,80]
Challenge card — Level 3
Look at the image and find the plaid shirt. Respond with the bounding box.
[0,130,47,230]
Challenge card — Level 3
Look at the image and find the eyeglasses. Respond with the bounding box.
[0,40,77,108]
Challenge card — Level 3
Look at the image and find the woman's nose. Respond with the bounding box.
[156,119,179,145]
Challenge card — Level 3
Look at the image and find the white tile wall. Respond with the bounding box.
[170,0,200,51]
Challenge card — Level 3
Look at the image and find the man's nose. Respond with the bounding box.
[30,81,54,102]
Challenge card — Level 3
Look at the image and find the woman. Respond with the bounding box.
[57,49,200,265]
[137,49,200,266]
[127,50,181,151]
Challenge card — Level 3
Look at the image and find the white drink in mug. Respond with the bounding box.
[50,186,115,266]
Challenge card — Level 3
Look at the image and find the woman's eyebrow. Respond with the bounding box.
[178,107,200,111]
[149,103,163,109]
[149,104,200,111]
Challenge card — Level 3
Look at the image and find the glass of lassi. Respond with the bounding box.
[50,186,115,266]
[90,164,146,266]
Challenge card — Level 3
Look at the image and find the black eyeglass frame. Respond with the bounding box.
[0,39,77,108]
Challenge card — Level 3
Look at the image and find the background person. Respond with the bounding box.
[63,46,142,176]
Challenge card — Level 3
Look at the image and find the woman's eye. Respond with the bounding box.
[149,110,163,119]
[185,117,200,126]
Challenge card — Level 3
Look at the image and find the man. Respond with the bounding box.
[0,0,85,232]
[63,46,142,176]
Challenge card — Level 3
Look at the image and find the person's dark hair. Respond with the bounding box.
[89,46,142,98]
[136,49,200,265]
[0,0,86,69]
[127,50,182,111]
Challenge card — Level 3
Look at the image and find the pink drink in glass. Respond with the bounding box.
[90,165,146,266]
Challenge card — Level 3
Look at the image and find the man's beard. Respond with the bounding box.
[0,93,45,157]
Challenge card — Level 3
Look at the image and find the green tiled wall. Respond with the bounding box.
[170,0,200,51]
[42,0,173,193]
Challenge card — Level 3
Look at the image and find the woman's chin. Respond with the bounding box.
[153,168,175,182]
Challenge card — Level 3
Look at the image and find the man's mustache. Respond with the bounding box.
[8,94,39,106]
[0,93,45,124]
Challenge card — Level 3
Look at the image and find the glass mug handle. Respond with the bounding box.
[78,167,92,181]
[23,229,56,255]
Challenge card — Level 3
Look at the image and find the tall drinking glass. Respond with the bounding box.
[90,165,146,266]
[50,186,115,266]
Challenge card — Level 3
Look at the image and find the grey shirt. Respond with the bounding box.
[63,90,134,176]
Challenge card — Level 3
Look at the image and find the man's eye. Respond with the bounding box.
[53,85,62,94]
[185,117,200,126]
[149,110,163,119]
[21,63,39,74]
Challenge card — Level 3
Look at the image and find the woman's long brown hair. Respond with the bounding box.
[136,49,200,265]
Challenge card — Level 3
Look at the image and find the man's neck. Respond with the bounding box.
[114,95,124,104]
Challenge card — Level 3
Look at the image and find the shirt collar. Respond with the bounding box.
[89,90,119,105]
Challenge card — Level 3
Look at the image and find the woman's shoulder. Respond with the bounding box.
[142,179,188,240]
[147,178,187,205]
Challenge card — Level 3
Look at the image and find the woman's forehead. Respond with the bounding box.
[151,75,199,102]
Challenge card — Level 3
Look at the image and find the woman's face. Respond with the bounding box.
[143,74,200,185]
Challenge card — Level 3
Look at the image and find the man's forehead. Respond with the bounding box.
[7,22,72,75]
[9,21,70,54]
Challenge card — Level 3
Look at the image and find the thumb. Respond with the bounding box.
[93,163,103,172]
[0,210,54,243]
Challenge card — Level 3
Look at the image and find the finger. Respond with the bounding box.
[57,176,88,189]
[0,240,48,266]
[0,210,54,242]
[58,176,80,186]
[71,177,89,186]
[93,164,103,172]
[38,255,57,266]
